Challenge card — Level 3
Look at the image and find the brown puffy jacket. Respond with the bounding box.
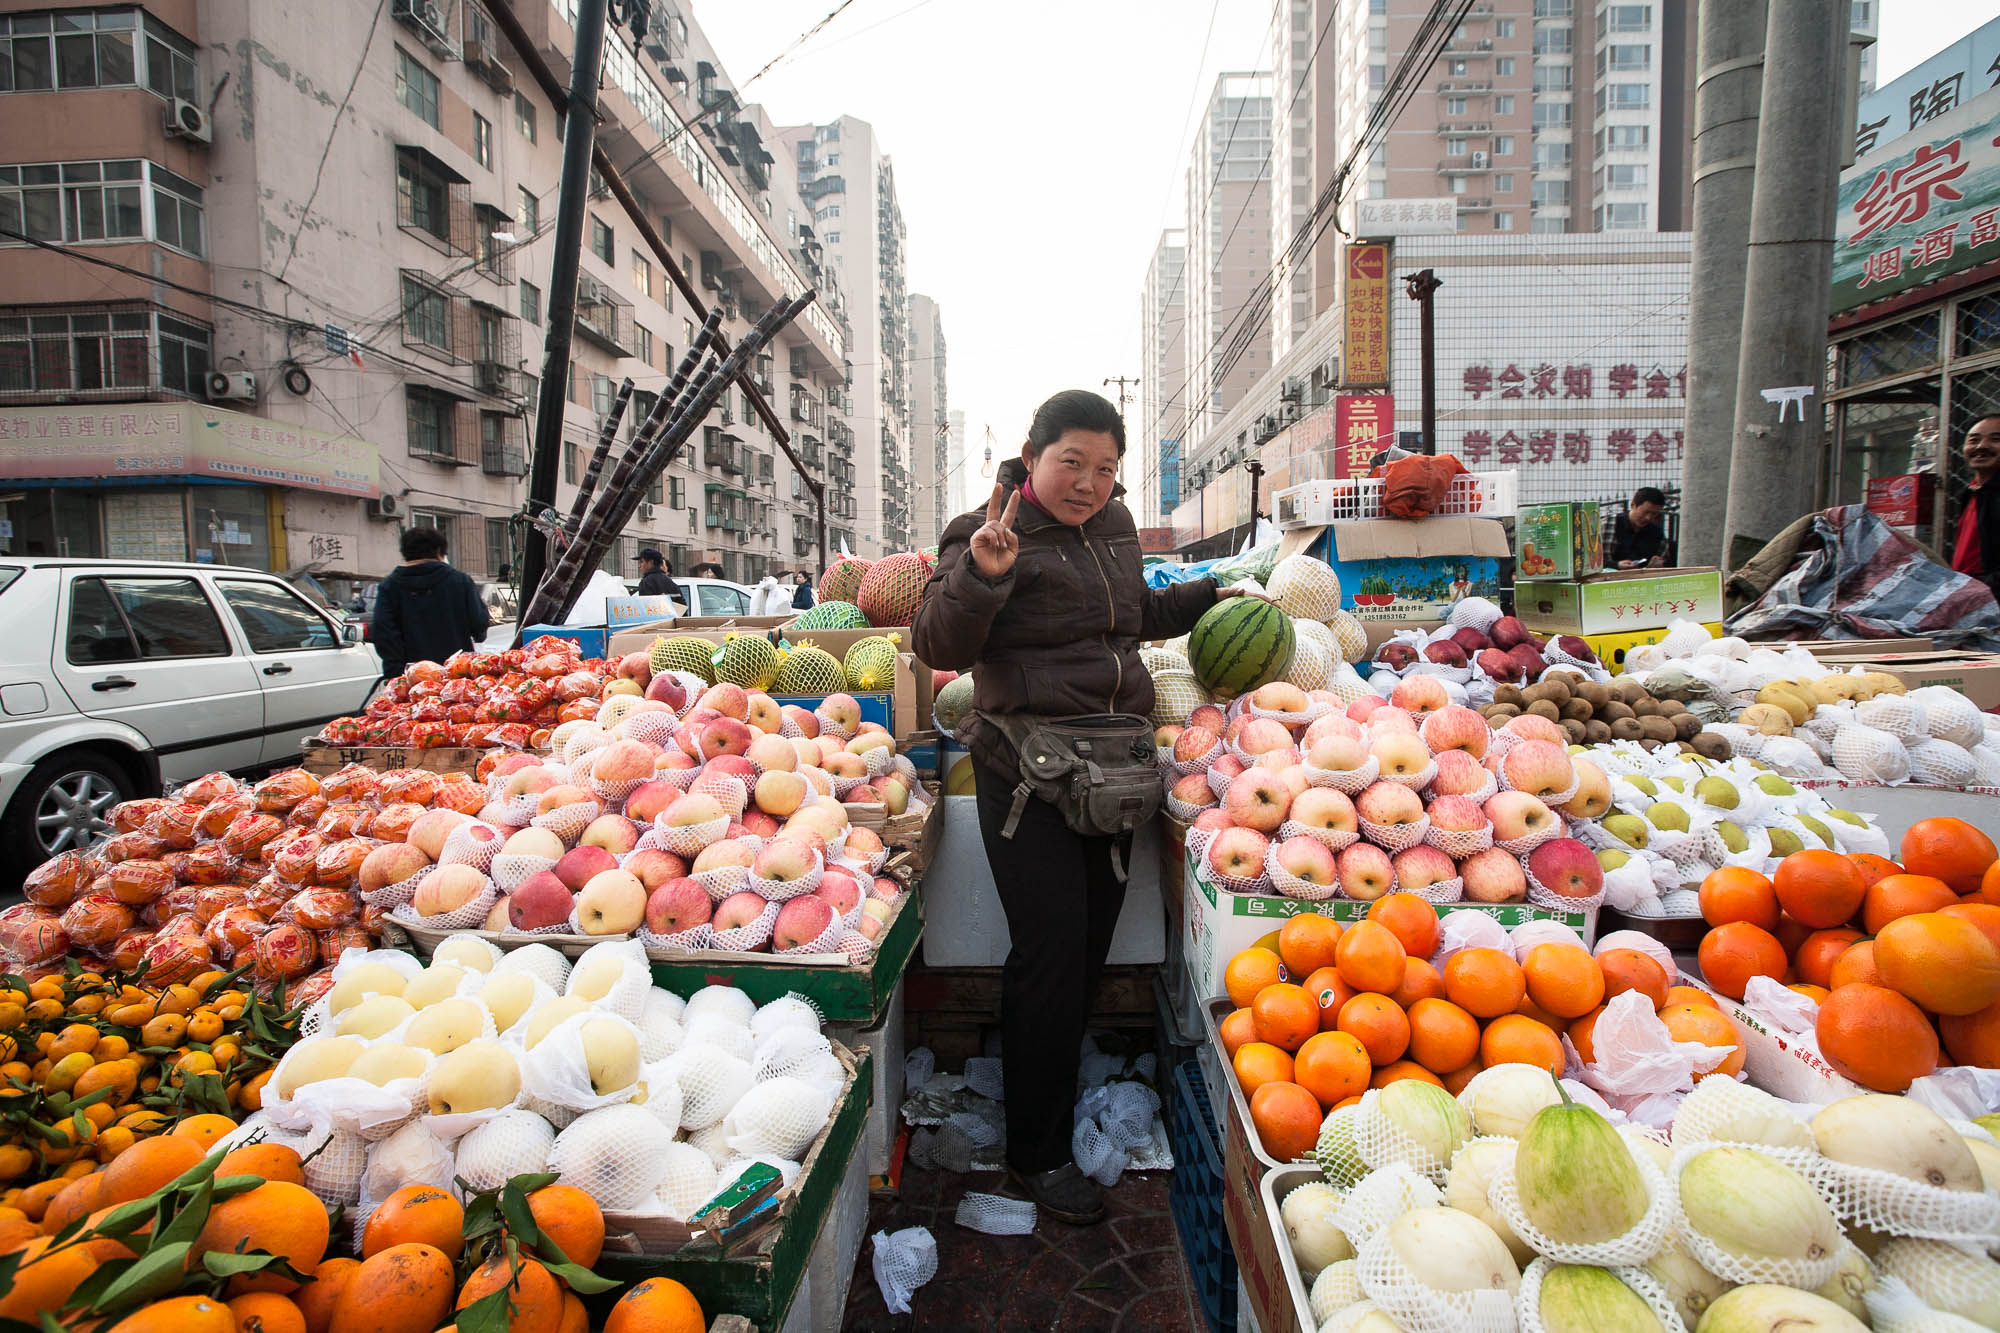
[914,458,1218,773]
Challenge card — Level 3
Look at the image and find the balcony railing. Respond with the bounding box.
[574,274,637,356]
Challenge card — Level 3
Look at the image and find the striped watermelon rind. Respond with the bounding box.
[1188,598,1295,697]
[791,600,869,630]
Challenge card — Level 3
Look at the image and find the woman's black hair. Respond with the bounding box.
[1028,389,1125,458]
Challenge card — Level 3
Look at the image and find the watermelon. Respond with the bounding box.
[1188,598,1295,696]
[791,599,869,630]
[856,552,930,627]
[819,557,871,605]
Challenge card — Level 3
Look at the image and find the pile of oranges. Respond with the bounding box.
[0,966,299,1194]
[1218,892,1743,1162]
[1695,814,2000,1093]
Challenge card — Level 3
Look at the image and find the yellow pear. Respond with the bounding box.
[275,1036,363,1099]
[427,1040,521,1114]
[336,994,415,1040]
[404,997,486,1054]
[347,1042,428,1086]
[403,963,470,1010]
[327,964,407,1014]
[526,995,590,1049]
[480,972,539,1032]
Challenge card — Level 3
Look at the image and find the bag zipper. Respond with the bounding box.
[1079,527,1121,711]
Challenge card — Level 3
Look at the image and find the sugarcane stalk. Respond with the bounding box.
[565,376,636,533]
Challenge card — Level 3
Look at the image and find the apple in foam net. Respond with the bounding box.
[705,755,759,788]
[752,837,819,883]
[746,733,798,773]
[816,868,862,916]
[656,749,698,774]
[1489,616,1534,651]
[818,693,862,734]
[781,705,820,739]
[870,874,901,901]
[1223,770,1292,832]
[414,863,489,917]
[1420,705,1489,759]
[502,826,565,860]
[1302,712,1365,748]
[1391,672,1451,716]
[692,839,755,874]
[360,843,430,895]
[501,766,556,801]
[1369,732,1432,780]
[773,894,836,950]
[877,775,912,816]
[1250,682,1311,715]
[1209,751,1247,785]
[1508,645,1548,679]
[1460,847,1528,903]
[740,810,780,839]
[592,738,659,787]
[407,809,471,861]
[1253,747,1301,775]
[1429,748,1490,798]
[1276,766,1311,801]
[1273,835,1338,886]
[552,845,619,893]
[1188,703,1227,733]
[643,877,710,934]
[580,814,639,856]
[617,651,653,684]
[698,683,749,720]
[484,899,512,931]
[1289,787,1358,834]
[1237,718,1296,757]
[822,752,867,779]
[1366,706,1416,736]
[1501,739,1577,799]
[755,769,809,818]
[1206,827,1270,881]
[622,847,688,892]
[1175,726,1221,764]
[1337,842,1394,900]
[1356,780,1425,826]
[577,869,647,934]
[492,753,541,778]
[699,718,755,760]
[1393,844,1458,891]
[745,694,783,735]
[1170,774,1217,809]
[711,890,769,934]
[1561,758,1613,820]
[846,827,885,862]
[1484,790,1557,842]
[1306,732,1370,773]
[536,785,596,815]
[663,793,726,829]
[508,870,575,930]
[1424,793,1488,833]
[602,679,642,699]
[1527,836,1603,899]
[623,779,679,826]
[1192,808,1234,833]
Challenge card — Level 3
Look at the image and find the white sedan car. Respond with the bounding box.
[0,559,381,881]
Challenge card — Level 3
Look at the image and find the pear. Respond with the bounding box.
[1647,802,1691,832]
[328,963,407,1014]
[1693,776,1741,810]
[568,955,625,1003]
[1714,820,1749,854]
[403,963,470,1009]
[427,1040,521,1114]
[1753,773,1798,797]
[433,937,498,974]
[526,995,590,1049]
[1659,776,1686,793]
[348,1042,428,1086]
[1766,827,1805,856]
[480,972,538,1032]
[1826,808,1868,828]
[1797,814,1836,848]
[1625,776,1660,798]
[578,1017,642,1095]
[1602,814,1652,849]
[275,1036,364,1099]
[1597,849,1631,871]
[404,997,486,1054]
[336,994,414,1040]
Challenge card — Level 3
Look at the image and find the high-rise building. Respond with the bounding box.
[908,292,947,545]
[1139,230,1186,526]
[1181,74,1274,458]
[1851,0,1878,94]
[945,408,967,518]
[0,0,851,591]
[783,116,913,559]
[1271,0,1340,357]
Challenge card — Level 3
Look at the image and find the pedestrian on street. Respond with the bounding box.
[1952,415,2000,598]
[372,526,490,680]
[750,575,793,616]
[635,548,684,609]
[791,571,816,609]
[913,389,1250,1225]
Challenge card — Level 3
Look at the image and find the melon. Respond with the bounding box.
[818,557,871,606]
[1644,1233,1734,1329]
[1268,554,1344,621]
[1188,597,1295,696]
[790,599,869,631]
[1313,1104,1366,1186]
[1876,1238,2000,1326]
[933,674,976,734]
[1309,1261,1364,1325]
[1445,1137,1532,1265]
[1458,1064,1563,1138]
[1383,1206,1519,1296]
[1515,1082,1650,1244]
[713,634,780,690]
[774,644,847,696]
[649,636,717,685]
[1375,1079,1472,1177]
[1809,1093,1983,1192]
[855,553,930,628]
[843,635,900,692]
[1812,1242,1875,1323]
[1537,1264,1664,1333]
[1678,1147,1841,1273]
[1280,1181,1351,1275]
[1694,1283,1868,1331]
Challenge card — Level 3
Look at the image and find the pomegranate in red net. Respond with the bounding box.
[253,768,321,814]
[241,874,295,916]
[433,781,485,816]
[195,793,254,840]
[106,927,150,971]
[177,772,241,804]
[253,921,318,980]
[286,967,338,1007]
[221,810,286,858]
[179,843,240,886]
[313,839,374,889]
[148,801,206,850]
[315,803,371,840]
[111,798,166,834]
[287,795,330,828]
[378,770,441,807]
[319,717,366,745]
[141,919,211,983]
[204,904,270,961]
[22,850,91,907]
[191,885,246,923]
[59,895,134,951]
[290,887,359,931]
[318,764,381,805]
[106,859,175,905]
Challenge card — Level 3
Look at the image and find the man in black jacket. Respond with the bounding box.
[372,526,490,680]
[634,548,684,607]
[1952,415,2000,596]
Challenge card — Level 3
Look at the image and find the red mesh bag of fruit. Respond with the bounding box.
[22,850,91,907]
[195,793,255,841]
[177,772,241,804]
[253,769,321,814]
[1379,453,1469,519]
[59,894,134,951]
[253,921,318,981]
[378,770,441,807]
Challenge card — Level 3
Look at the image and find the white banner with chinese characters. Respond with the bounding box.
[0,402,380,498]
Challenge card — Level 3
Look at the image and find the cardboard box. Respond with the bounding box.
[1223,1091,1304,1333]
[1303,517,1512,622]
[604,625,923,737]
[1865,473,1936,527]
[1516,501,1602,580]
[1678,973,1867,1105]
[1514,567,1724,635]
[1838,651,2000,710]
[520,624,609,659]
[1585,623,1723,675]
[1769,636,1937,658]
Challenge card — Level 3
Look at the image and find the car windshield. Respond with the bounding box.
[0,567,19,598]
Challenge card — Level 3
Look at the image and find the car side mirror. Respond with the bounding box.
[342,622,364,645]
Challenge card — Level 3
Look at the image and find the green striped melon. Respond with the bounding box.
[1189,598,1295,696]
[791,599,869,630]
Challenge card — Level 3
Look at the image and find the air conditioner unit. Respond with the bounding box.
[165,98,212,144]
[393,0,453,55]
[1471,151,1490,168]
[637,503,655,520]
[474,360,510,394]
[367,494,403,521]
[204,371,257,402]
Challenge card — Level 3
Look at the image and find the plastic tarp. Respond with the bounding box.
[1725,505,2000,651]
[1143,535,1282,589]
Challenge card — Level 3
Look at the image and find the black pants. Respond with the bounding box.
[972,762,1129,1176]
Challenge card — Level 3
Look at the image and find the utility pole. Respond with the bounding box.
[1103,375,1139,431]
[517,0,612,618]
[1247,457,1265,536]
[1721,0,1846,569]
[1403,270,1441,454]
[1681,0,1768,571]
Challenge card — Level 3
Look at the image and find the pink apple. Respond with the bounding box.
[1306,733,1370,773]
[1501,740,1576,800]
[552,845,619,893]
[1429,749,1490,798]
[755,769,809,817]
[1424,794,1489,833]
[745,694,783,734]
[781,705,821,739]
[1188,704,1227,733]
[1249,682,1312,715]
[1171,773,1218,809]
[1419,706,1489,759]
[1210,752,1247,784]
[1277,766,1311,801]
[822,752,867,779]
[1252,747,1302,774]
[1393,844,1457,891]
[698,683,750,719]
[1237,717,1295,757]
[624,779,680,825]
[407,808,472,861]
[492,753,541,778]
[643,876,711,933]
[414,863,490,917]
[1336,843,1394,900]
[580,813,640,855]
[1365,706,1417,735]
[752,837,819,883]
[1175,726,1221,764]
[1347,696,1390,724]
[1289,787,1358,834]
[576,868,646,934]
[706,754,759,787]
[1302,713,1365,748]
[1273,835,1337,886]
[1223,770,1292,833]
[740,811,780,839]
[1356,781,1424,826]
[692,839,756,874]
[845,827,885,861]
[856,913,886,941]
[870,875,902,901]
[593,738,659,786]
[1369,732,1432,780]
[509,870,576,930]
[502,826,565,860]
[1206,827,1270,881]
[1484,790,1557,842]
[676,725,707,760]
[712,890,770,934]
[773,895,836,949]
[360,843,431,894]
[818,693,863,733]
[1460,847,1528,903]
[1560,759,1613,820]
[501,767,557,801]
[1192,808,1234,833]
[746,733,799,773]
[816,868,862,915]
[622,847,689,891]
[1501,714,1568,747]
[617,650,653,684]
[699,718,756,760]
[846,783,881,804]
[656,750,699,774]
[1527,837,1604,899]
[663,793,726,828]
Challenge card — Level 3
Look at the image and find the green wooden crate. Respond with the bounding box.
[596,1045,873,1330]
[644,887,922,1026]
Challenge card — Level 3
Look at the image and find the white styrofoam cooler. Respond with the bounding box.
[827,978,905,1181]
[778,1122,870,1333]
[920,795,1166,967]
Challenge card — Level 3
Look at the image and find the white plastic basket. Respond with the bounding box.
[1275,471,1520,528]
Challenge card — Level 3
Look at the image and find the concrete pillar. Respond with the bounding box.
[1679,0,1767,571]
[1721,0,1848,568]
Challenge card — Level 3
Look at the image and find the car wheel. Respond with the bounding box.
[3,749,134,884]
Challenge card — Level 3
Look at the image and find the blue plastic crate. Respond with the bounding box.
[1168,1061,1237,1333]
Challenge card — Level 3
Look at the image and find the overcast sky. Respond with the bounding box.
[695,0,2000,523]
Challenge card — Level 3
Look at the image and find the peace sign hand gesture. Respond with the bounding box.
[970,483,1022,579]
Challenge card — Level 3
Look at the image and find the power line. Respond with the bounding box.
[276,0,390,285]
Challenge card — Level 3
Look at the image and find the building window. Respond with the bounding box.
[1602,163,1649,190]
[0,160,142,244]
[1532,64,1571,91]
[589,214,612,263]
[0,10,192,97]
[825,231,839,243]
[1531,101,1572,129]
[1600,201,1648,229]
[397,150,449,241]
[1369,63,1385,91]
[401,275,450,352]
[1495,134,1516,156]
[1531,214,1566,232]
[1447,137,1468,155]
[1604,82,1651,111]
[1450,176,1469,195]
[1496,56,1515,76]
[1532,26,1571,54]
[1495,94,1515,114]
[1533,0,1572,15]
[632,250,653,298]
[473,113,492,169]
[1497,19,1516,37]
[0,308,147,394]
[485,518,510,576]
[515,189,538,239]
[636,325,654,366]
[823,153,839,166]
[1532,178,1571,206]
[514,90,536,141]
[669,476,684,509]
[406,389,453,460]
[591,373,615,416]
[1607,124,1650,150]
[563,439,577,484]
[1448,60,1468,76]
[519,279,541,325]
[394,47,439,128]
[1606,5,1652,32]
[1496,173,1515,192]
[149,163,203,256]
[1607,43,1650,70]
[1496,212,1514,230]
[1446,96,1467,115]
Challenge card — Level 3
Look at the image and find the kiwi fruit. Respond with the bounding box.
[1638,737,1662,751]
[1527,700,1563,723]
[1610,717,1645,742]
[1493,684,1525,707]
[1539,678,1572,707]
[1584,720,1612,745]
[1560,697,1593,723]
[1483,704,1519,721]
[1671,713,1702,741]
[1599,700,1635,722]
[1577,682,1612,711]
[1561,718,1588,745]
[1690,732,1733,760]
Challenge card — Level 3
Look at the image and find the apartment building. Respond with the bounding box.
[0,0,852,588]
[907,292,947,546]
[784,116,915,559]
[944,407,967,519]
[1180,74,1274,462]
[1138,229,1186,527]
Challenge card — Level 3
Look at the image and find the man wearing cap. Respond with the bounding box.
[635,548,683,607]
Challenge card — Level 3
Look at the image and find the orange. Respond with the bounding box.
[1521,943,1605,1019]
[1224,948,1289,1008]
[1387,958,1446,1008]
[558,1294,586,1333]
[1774,913,1814,960]
[1873,912,2000,1015]
[331,1244,456,1333]
[1698,921,1789,1000]
[1662,985,1719,1010]
[1828,939,1884,990]
[1440,1060,1483,1094]
[1405,998,1480,1074]
[171,1113,239,1150]
[1250,1081,1324,1162]
[1477,1015,1564,1077]
[1939,997,2000,1068]
[1277,913,1343,979]
[1771,851,1866,930]
[1218,1008,1258,1059]
[1659,1002,1746,1078]
[293,1258,360,1333]
[1369,1060,1444,1089]
[1816,983,1939,1092]
[227,1293,306,1333]
[1900,816,1998,894]
[105,1296,237,1333]
[1597,948,1671,1009]
[1862,874,1958,934]
[42,1172,105,1235]
[456,1253,562,1333]
[1794,929,1866,989]
[216,1144,305,1189]
[0,1236,99,1321]
[1513,993,1570,1035]
[194,1182,330,1294]
[1441,948,1525,1019]
[1789,983,1831,1004]
[1940,901,2000,955]
[1700,866,1780,930]
[361,1185,464,1262]
[1293,1031,1371,1108]
[603,1278,704,1333]
[1366,893,1441,958]
[99,1134,203,1205]
[1336,993,1411,1066]
[1568,1005,1607,1065]
[1851,852,1903,889]
[1334,921,1407,995]
[1251,984,1321,1053]
[1977,859,2000,907]
[1232,1042,1295,1097]
[1301,966,1355,1031]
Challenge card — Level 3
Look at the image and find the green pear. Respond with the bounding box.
[1766,827,1805,856]
[1796,814,1835,848]
[1602,814,1652,849]
[1753,774,1798,797]
[1715,820,1749,854]
[1693,776,1741,810]
[1826,808,1868,828]
[1660,776,1686,793]
[1567,744,1587,756]
[1597,848,1631,871]
[1647,802,1691,832]
[1978,1113,2000,1140]
[1625,776,1659,798]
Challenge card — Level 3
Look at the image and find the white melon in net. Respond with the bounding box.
[1913,686,1989,748]
[1323,667,1374,705]
[682,984,756,1030]
[1670,1077,1814,1153]
[1140,645,1190,675]
[1908,738,1979,787]
[546,1104,670,1209]
[453,1108,558,1193]
[638,1010,684,1064]
[1294,618,1339,658]
[1866,1274,1992,1332]
[1310,1260,1366,1325]
[753,1026,836,1081]
[654,1140,722,1221]
[750,993,823,1044]
[687,1121,736,1167]
[683,1014,756,1062]
[722,1076,834,1160]
[1151,672,1209,728]
[1354,1204,1521,1333]
[1858,694,1929,741]
[491,942,570,992]
[301,1125,367,1207]
[1285,635,1331,691]
[664,1044,754,1131]
[1831,724,1913,784]
[1875,1240,2000,1327]
[1269,555,1345,620]
[631,1060,683,1132]
[1329,611,1369,664]
[643,986,687,1027]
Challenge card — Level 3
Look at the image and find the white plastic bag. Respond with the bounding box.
[871,1226,939,1315]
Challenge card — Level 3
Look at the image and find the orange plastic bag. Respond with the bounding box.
[1380,453,1468,519]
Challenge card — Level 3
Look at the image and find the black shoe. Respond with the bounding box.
[1009,1162,1105,1226]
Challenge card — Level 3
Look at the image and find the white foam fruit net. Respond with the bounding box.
[682,1014,755,1062]
[1908,739,1980,787]
[1814,1155,2000,1243]
[1512,1257,1687,1333]
[547,1104,670,1209]
[1914,686,1988,747]
[301,1125,367,1206]
[1485,1128,1676,1266]
[955,1192,1037,1236]
[1865,1273,1994,1333]
[722,1075,833,1159]
[664,1044,754,1131]
[1355,1209,1520,1333]
[1869,1259,1998,1331]
[1670,1143,1843,1289]
[532,800,602,842]
[453,1108,557,1193]
[872,1226,940,1316]
[653,1141,721,1221]
[752,1026,835,1083]
[1271,555,1345,621]
[1668,1076,1813,1152]
[491,941,570,991]
[1831,724,1913,784]
[1858,694,1929,741]
[1310,1261,1366,1325]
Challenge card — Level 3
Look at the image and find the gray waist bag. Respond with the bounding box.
[985,713,1162,880]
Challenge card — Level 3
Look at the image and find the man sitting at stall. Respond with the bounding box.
[1611,486,1676,569]
[1951,415,2000,597]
